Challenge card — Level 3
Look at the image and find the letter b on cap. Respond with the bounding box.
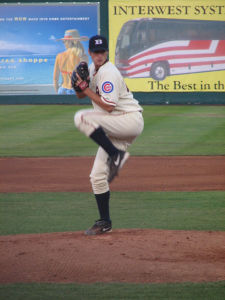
[95,39,103,45]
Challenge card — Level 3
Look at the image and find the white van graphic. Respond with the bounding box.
[115,18,225,80]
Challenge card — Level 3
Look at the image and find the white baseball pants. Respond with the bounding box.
[74,109,144,194]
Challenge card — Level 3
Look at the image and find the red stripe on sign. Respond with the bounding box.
[128,40,213,64]
[170,59,225,68]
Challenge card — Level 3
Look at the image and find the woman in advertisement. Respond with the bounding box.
[53,29,89,94]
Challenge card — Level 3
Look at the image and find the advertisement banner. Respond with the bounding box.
[0,2,99,95]
[109,0,225,92]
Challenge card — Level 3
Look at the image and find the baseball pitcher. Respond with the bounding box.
[71,35,144,235]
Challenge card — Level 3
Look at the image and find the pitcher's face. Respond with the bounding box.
[89,50,108,70]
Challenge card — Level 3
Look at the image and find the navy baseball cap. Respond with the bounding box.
[89,35,108,52]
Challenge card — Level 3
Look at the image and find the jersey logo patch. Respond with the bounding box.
[102,81,114,93]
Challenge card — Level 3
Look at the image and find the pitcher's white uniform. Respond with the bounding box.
[74,61,144,194]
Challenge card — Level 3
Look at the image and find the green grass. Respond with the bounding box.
[0,281,224,300]
[0,191,224,235]
[136,105,225,155]
[0,105,225,156]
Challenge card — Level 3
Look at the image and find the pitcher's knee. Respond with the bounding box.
[74,111,83,129]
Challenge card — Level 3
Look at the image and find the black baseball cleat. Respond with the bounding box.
[107,150,130,183]
[85,219,112,236]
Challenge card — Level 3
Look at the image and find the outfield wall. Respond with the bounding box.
[1,92,225,105]
[0,0,224,105]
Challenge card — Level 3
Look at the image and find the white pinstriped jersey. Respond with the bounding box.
[89,61,143,114]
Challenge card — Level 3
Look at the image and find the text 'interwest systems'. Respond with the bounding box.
[113,5,225,16]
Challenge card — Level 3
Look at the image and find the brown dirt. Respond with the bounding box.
[0,156,225,284]
[0,229,225,284]
[1,156,225,193]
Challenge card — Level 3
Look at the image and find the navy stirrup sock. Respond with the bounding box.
[95,191,111,222]
[90,127,118,156]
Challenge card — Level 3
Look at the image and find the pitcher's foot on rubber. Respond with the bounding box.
[108,150,130,183]
[85,219,112,235]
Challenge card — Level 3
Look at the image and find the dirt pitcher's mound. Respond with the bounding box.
[0,229,225,284]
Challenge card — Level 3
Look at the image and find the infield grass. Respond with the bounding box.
[0,191,224,235]
[0,105,225,156]
[0,281,225,300]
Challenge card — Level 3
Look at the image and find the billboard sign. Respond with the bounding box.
[109,0,225,92]
[0,2,99,95]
